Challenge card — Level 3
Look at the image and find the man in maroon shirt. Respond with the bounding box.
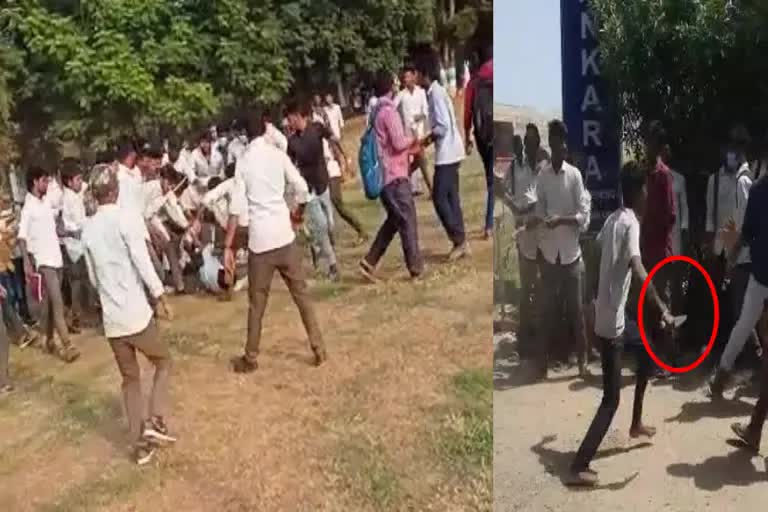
[641,121,676,269]
[640,121,677,376]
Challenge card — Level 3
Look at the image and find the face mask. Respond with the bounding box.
[726,151,739,170]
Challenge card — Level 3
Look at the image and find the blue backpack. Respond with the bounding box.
[358,105,383,200]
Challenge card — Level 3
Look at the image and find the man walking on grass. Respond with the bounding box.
[415,48,470,261]
[397,65,433,197]
[18,166,80,363]
[82,168,175,466]
[224,108,327,373]
[359,72,425,283]
[285,100,341,282]
[569,162,676,486]
[464,43,494,240]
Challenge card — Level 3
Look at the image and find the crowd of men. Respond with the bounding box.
[499,117,768,485]
[0,45,493,465]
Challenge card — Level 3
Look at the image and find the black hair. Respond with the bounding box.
[730,124,751,148]
[645,120,668,146]
[284,99,311,118]
[245,107,267,140]
[138,143,164,160]
[217,268,232,291]
[513,135,524,151]
[224,162,236,180]
[547,119,568,140]
[197,130,213,145]
[207,176,223,191]
[621,161,648,209]
[374,71,394,97]
[61,158,82,187]
[525,123,540,139]
[413,47,441,82]
[26,165,51,192]
[115,136,137,161]
[478,42,493,63]
[402,63,416,74]
[160,164,185,186]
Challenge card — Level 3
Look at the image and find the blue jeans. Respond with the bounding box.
[305,190,337,272]
[432,162,466,246]
[478,141,494,231]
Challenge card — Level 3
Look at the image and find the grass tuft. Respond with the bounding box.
[333,435,402,511]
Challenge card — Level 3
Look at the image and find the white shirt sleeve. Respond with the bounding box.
[17,204,30,242]
[229,161,247,218]
[573,171,592,232]
[735,175,753,229]
[121,216,164,299]
[626,217,641,260]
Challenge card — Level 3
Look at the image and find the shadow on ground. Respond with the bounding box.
[667,441,768,491]
[530,434,647,491]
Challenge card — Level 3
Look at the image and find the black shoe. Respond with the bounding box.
[232,356,258,374]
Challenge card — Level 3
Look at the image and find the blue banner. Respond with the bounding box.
[560,0,622,233]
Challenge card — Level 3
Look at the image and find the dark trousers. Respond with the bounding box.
[0,303,8,387]
[747,354,768,444]
[365,178,423,277]
[572,338,652,470]
[518,253,539,356]
[245,242,324,362]
[329,177,366,238]
[478,141,494,231]
[432,162,466,246]
[540,258,587,367]
[64,253,88,323]
[38,266,72,348]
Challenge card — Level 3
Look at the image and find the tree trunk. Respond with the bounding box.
[336,78,347,109]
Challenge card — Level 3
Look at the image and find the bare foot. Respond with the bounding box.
[731,423,760,453]
[629,424,657,439]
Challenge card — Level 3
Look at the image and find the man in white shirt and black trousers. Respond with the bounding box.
[18,166,80,363]
[224,108,327,373]
[529,120,592,379]
[60,159,89,333]
[82,167,176,466]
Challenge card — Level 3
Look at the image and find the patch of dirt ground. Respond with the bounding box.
[494,332,768,512]
[0,124,492,512]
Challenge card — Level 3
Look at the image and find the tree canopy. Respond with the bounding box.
[591,0,768,169]
[0,0,490,166]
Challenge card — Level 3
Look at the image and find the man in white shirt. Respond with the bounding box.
[416,49,469,261]
[501,123,543,357]
[18,166,79,363]
[197,163,249,252]
[569,161,675,486]
[227,119,250,164]
[262,112,288,153]
[708,126,759,397]
[190,132,219,188]
[224,108,326,373]
[61,161,89,332]
[82,167,175,466]
[530,120,592,379]
[323,93,345,142]
[116,139,151,242]
[397,65,433,196]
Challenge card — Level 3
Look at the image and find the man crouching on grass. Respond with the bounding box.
[568,162,677,486]
[82,168,176,466]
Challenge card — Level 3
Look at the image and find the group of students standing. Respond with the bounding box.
[0,43,494,466]
[502,117,768,485]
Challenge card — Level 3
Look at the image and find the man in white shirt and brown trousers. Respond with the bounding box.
[18,166,80,363]
[530,120,592,379]
[224,108,327,373]
[82,167,176,466]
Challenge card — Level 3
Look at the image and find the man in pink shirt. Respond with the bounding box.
[359,73,425,281]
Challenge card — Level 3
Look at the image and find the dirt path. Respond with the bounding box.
[494,333,768,512]
[0,147,492,511]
